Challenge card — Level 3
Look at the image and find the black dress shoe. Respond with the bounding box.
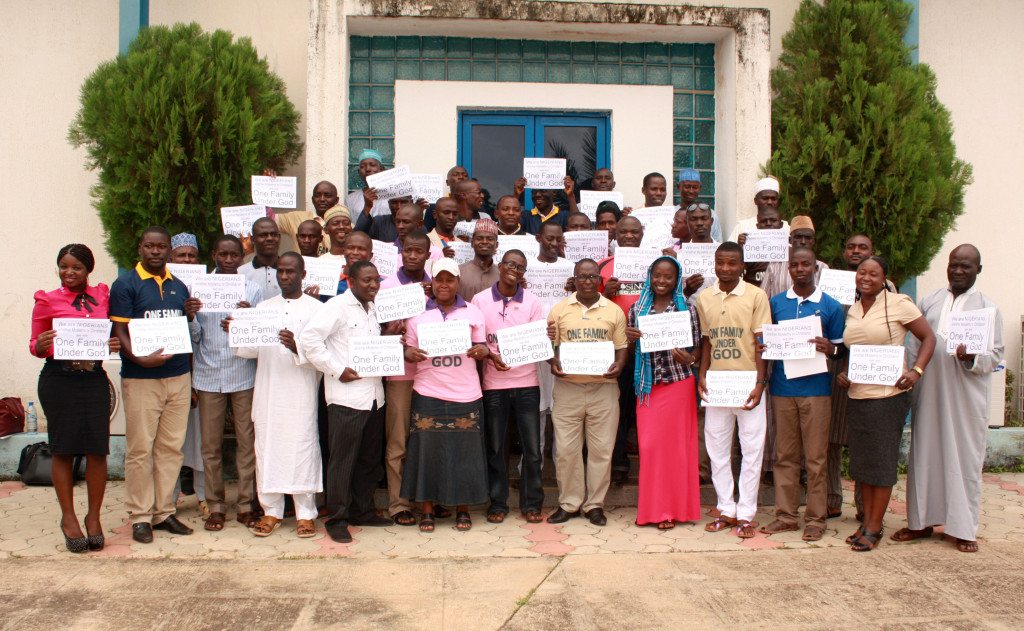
[351,513,392,527]
[132,523,154,544]
[546,508,580,524]
[325,520,353,543]
[584,508,607,526]
[153,515,193,535]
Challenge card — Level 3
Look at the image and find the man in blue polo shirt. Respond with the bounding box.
[758,247,845,542]
[110,226,201,544]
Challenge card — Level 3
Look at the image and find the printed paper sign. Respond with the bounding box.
[454,221,476,241]
[631,205,677,232]
[496,235,540,261]
[166,264,207,291]
[417,319,472,357]
[743,229,790,263]
[349,336,405,377]
[412,174,445,204]
[191,274,246,312]
[563,231,609,262]
[761,317,819,360]
[52,318,112,361]
[221,204,267,241]
[228,308,283,348]
[374,283,427,323]
[637,310,694,353]
[250,175,297,209]
[302,256,343,297]
[702,371,757,407]
[818,269,857,305]
[372,240,399,278]
[524,260,574,312]
[613,247,663,281]
[447,240,475,264]
[523,158,566,190]
[579,191,624,222]
[676,243,718,279]
[848,345,905,386]
[495,320,553,368]
[946,308,994,354]
[129,316,192,355]
[366,165,416,201]
[558,341,615,376]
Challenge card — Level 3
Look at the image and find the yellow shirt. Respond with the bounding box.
[844,292,921,400]
[548,293,627,384]
[695,280,771,372]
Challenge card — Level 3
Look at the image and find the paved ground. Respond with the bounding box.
[1,474,1022,629]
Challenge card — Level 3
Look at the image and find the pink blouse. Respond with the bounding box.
[29,284,111,358]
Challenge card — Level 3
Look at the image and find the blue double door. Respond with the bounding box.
[458,112,610,207]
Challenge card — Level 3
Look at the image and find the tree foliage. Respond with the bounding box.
[69,23,303,267]
[764,0,971,284]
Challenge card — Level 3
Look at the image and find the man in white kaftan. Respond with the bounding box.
[902,245,1004,551]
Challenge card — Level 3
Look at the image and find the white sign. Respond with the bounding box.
[743,230,790,263]
[220,204,266,238]
[417,319,472,357]
[775,316,827,378]
[523,158,566,190]
[366,165,416,201]
[191,274,246,312]
[578,191,624,221]
[637,310,694,353]
[128,316,192,355]
[447,240,475,264]
[762,317,818,360]
[52,318,112,361]
[250,175,297,208]
[495,320,553,368]
[372,240,399,278]
[848,345,905,386]
[558,341,615,376]
[454,221,476,241]
[631,205,677,232]
[702,371,757,407]
[166,264,207,291]
[946,308,994,354]
[563,231,609,262]
[676,243,718,279]
[228,308,283,348]
[524,260,574,312]
[374,283,427,323]
[412,174,445,204]
[613,247,662,281]
[496,235,540,260]
[349,336,405,377]
[302,256,343,297]
[818,269,857,305]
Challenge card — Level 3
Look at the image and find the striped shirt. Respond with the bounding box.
[188,276,264,393]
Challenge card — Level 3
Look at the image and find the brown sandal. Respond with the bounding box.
[204,512,226,532]
[236,511,259,528]
[735,520,756,539]
[759,519,799,535]
[802,525,825,541]
[251,516,281,537]
[704,516,735,533]
[891,526,933,542]
[296,519,317,538]
[486,511,506,524]
[523,511,544,524]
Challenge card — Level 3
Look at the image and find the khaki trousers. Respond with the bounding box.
[197,389,256,515]
[552,379,619,513]
[123,373,191,525]
[772,395,831,528]
[384,380,414,516]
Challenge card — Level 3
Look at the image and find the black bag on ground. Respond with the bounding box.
[16,442,85,485]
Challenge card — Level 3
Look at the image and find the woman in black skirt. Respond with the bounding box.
[836,256,935,551]
[29,244,120,552]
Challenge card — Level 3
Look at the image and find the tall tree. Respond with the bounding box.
[765,0,971,284]
[69,23,302,267]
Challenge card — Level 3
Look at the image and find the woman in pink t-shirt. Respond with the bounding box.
[401,258,489,532]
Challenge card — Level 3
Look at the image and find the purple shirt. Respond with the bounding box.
[471,284,545,391]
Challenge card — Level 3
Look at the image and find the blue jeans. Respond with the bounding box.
[483,387,543,513]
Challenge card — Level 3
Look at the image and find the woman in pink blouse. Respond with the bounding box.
[30,244,120,553]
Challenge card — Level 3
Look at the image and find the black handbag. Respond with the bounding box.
[16,442,85,485]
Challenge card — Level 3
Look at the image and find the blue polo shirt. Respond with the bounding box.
[768,287,845,397]
[109,263,191,380]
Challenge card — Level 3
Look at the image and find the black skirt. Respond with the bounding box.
[847,391,911,487]
[37,360,111,455]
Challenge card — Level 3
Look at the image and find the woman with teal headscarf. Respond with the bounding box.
[625,256,702,529]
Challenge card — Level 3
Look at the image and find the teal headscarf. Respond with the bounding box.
[633,256,690,406]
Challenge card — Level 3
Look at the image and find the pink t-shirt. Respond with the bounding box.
[471,284,544,391]
[380,268,431,382]
[405,298,486,403]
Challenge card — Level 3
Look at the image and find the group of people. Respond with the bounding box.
[30,150,1003,556]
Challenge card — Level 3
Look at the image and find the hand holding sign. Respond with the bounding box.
[523,158,567,190]
[251,175,297,208]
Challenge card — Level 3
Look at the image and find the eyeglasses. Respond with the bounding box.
[575,273,601,282]
[500,262,527,273]
[685,203,711,212]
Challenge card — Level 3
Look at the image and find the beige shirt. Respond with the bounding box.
[843,292,922,400]
[694,280,772,372]
[548,293,628,384]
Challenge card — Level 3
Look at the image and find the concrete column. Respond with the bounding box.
[305,0,350,191]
